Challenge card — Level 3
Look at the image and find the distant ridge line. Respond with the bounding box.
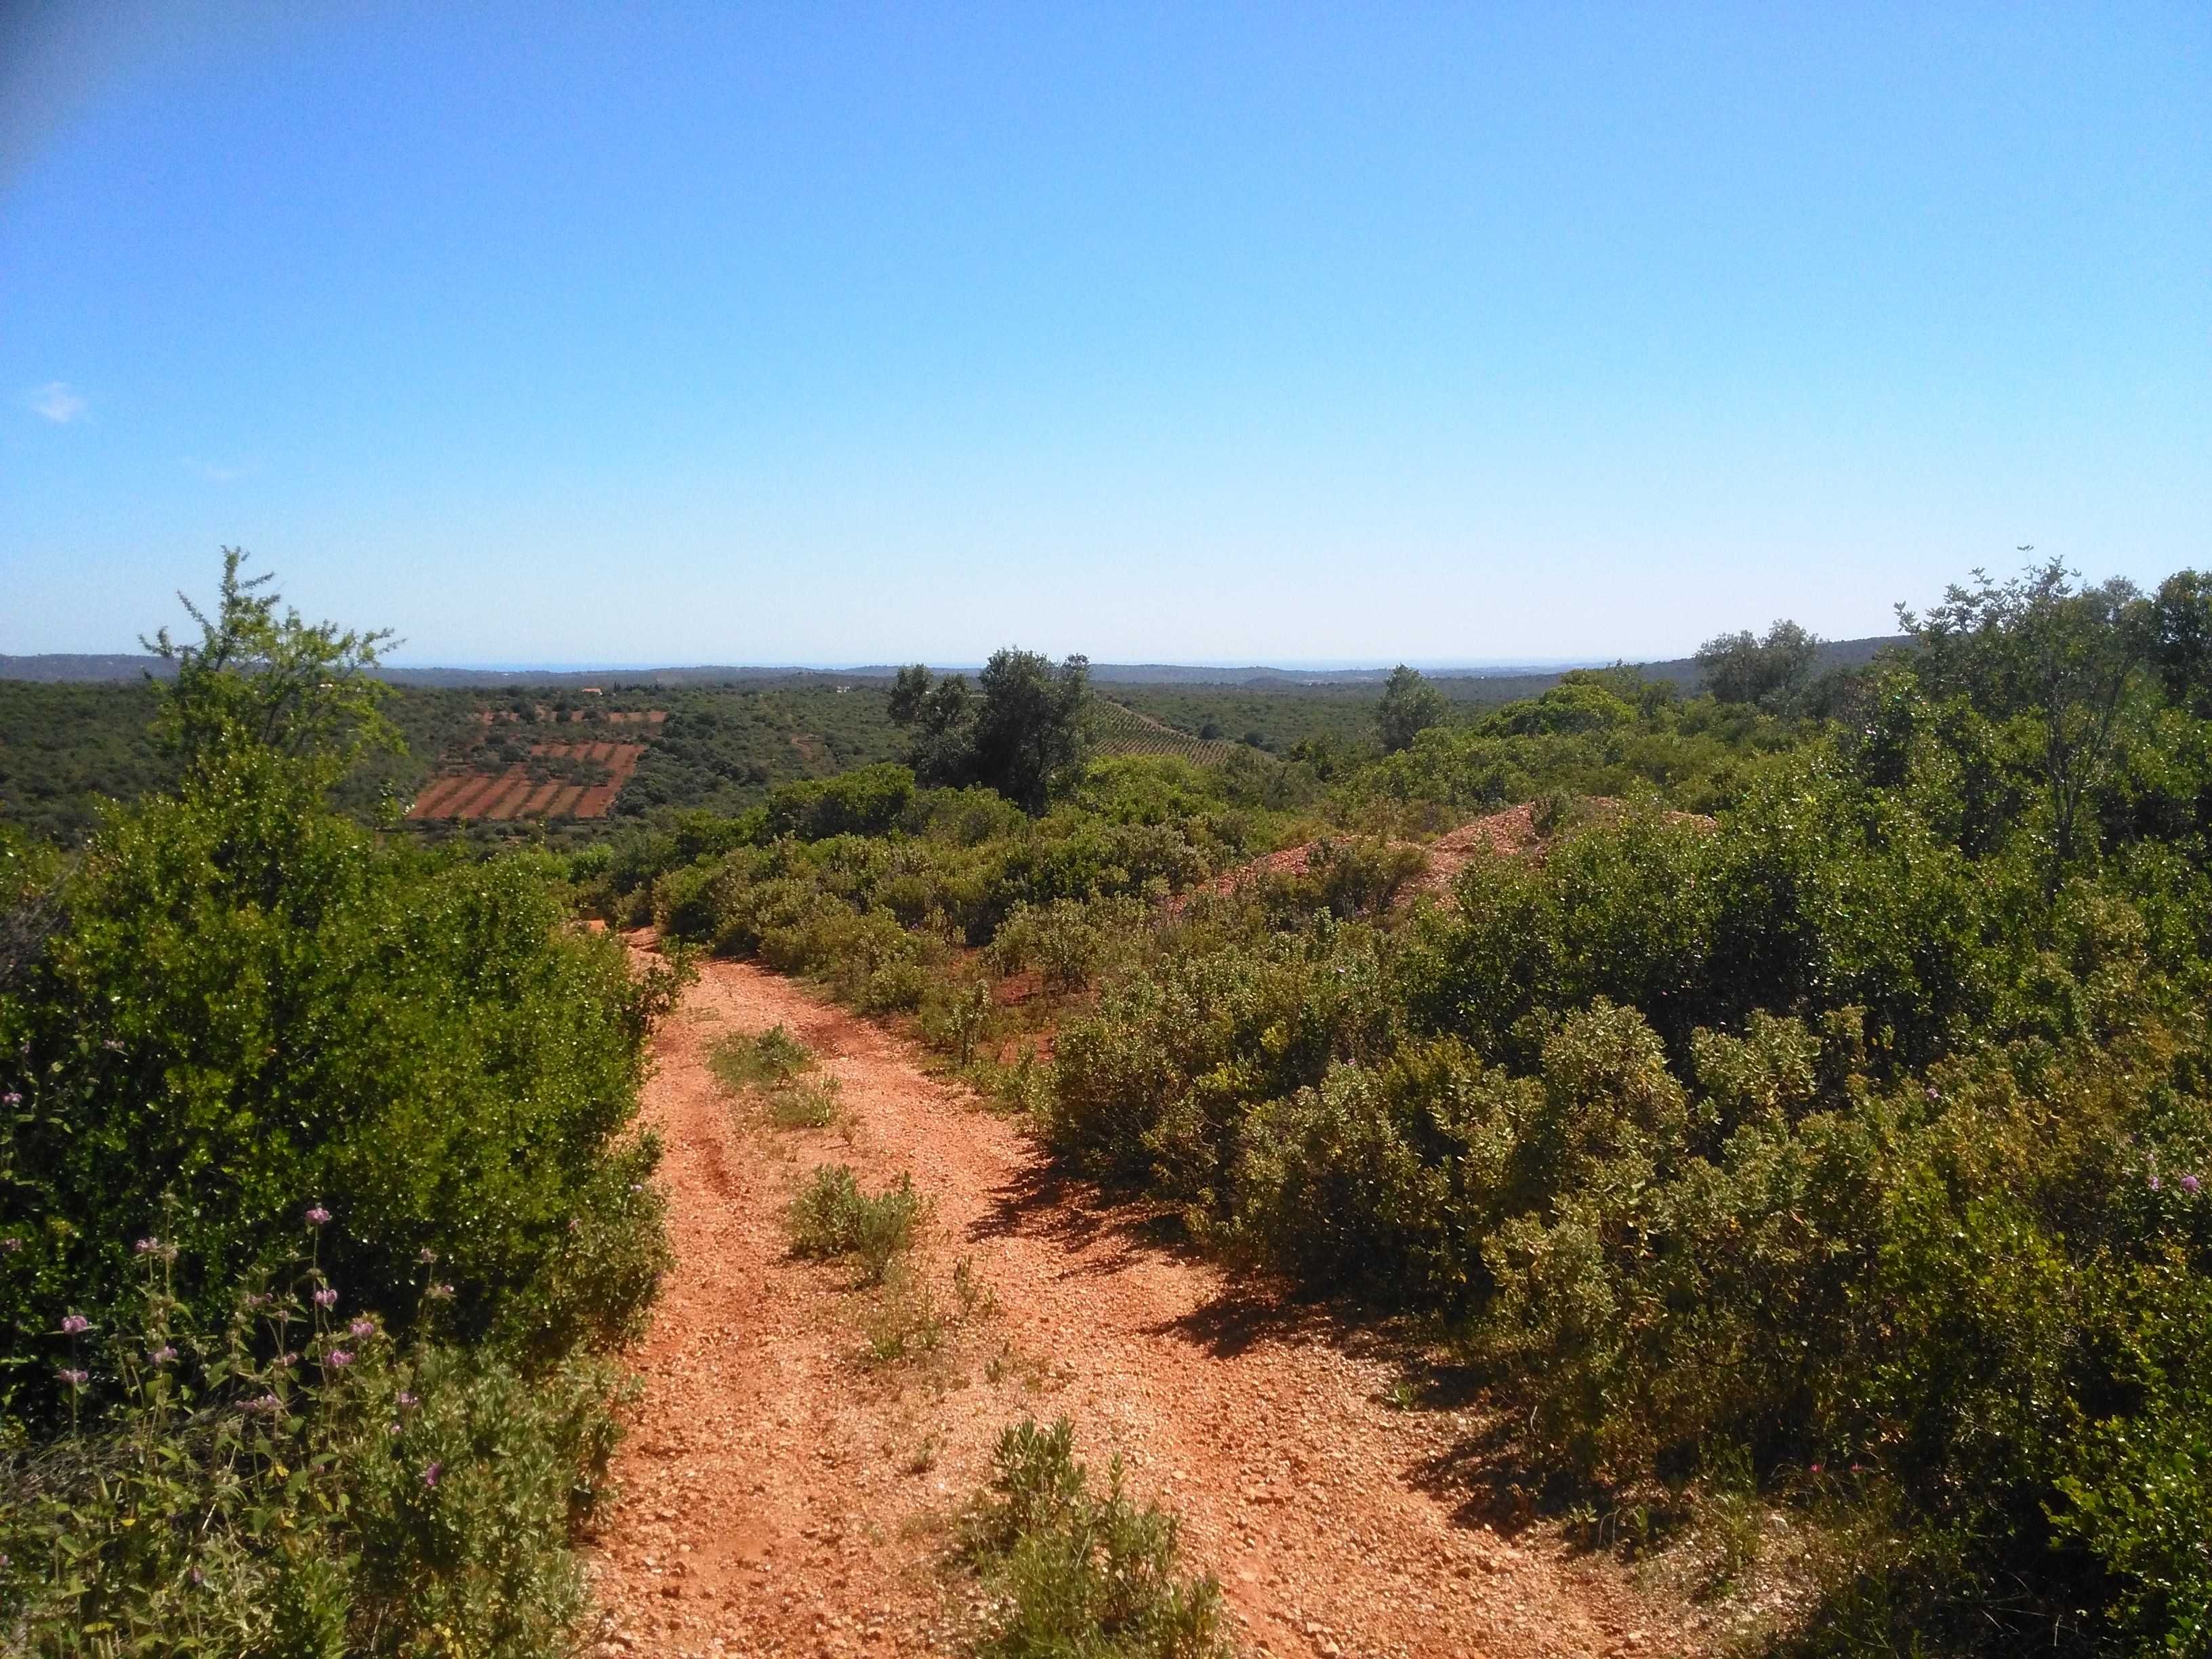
[0,638,1906,689]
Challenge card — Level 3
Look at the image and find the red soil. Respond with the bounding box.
[1189,802,1713,910]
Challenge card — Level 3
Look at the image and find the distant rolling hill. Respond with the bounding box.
[2,638,1906,689]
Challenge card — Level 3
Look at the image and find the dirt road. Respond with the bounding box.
[586,954,1696,1659]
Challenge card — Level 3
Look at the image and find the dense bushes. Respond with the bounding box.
[557,556,2212,1652]
[601,760,1277,1020]
[0,743,675,1405]
[0,1239,624,1656]
[1041,691,2212,1651]
[0,560,674,1653]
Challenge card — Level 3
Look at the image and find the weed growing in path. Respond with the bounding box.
[960,1417,1229,1659]
[861,1259,947,1366]
[709,1025,815,1092]
[767,1074,842,1129]
[786,1166,925,1284]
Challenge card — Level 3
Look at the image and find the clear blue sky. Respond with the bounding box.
[3,3,2206,668]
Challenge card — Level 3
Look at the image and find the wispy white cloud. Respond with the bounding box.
[28,381,88,423]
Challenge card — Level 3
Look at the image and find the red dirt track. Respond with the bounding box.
[586,949,1699,1659]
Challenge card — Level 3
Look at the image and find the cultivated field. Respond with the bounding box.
[406,735,653,821]
[1091,697,1247,764]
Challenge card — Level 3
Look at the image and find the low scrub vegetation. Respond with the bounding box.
[766,1073,842,1130]
[959,1417,1229,1659]
[596,556,2212,1657]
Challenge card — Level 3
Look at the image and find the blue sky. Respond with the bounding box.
[3,3,2206,667]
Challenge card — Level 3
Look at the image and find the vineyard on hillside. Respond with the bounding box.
[1090,697,1247,764]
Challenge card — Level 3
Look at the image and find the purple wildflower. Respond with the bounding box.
[0,1237,20,1254]
[188,1568,204,1587]
[135,1237,158,1254]
[2184,1174,2202,1197]
[2149,1174,2164,1192]
[396,1391,418,1410]
[312,1286,339,1309]
[102,1039,123,1052]
[323,1349,354,1370]
[57,1368,87,1388]
[246,1393,281,1414]
[428,1282,454,1300]
[60,1313,90,1336]
[350,1317,375,1340]
[3,1091,21,1106]
[304,1205,332,1228]
[148,1345,178,1365]
[418,1248,438,1265]
[422,1460,443,1488]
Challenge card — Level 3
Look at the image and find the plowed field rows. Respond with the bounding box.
[404,740,647,821]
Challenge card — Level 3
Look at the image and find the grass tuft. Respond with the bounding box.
[708,1024,815,1092]
[766,1074,842,1129]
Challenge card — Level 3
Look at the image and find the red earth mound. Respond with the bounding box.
[1192,800,1714,910]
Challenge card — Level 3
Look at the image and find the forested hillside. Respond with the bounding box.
[0,641,1895,844]
[0,676,908,844]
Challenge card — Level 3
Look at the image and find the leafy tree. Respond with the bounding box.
[2148,568,2212,711]
[143,547,398,784]
[1375,664,1447,754]
[971,649,1091,811]
[887,650,1090,811]
[1898,556,2148,876]
[1694,619,1822,710]
[886,663,937,727]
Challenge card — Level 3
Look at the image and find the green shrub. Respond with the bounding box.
[859,958,933,1013]
[0,585,677,1420]
[785,1166,926,1284]
[920,978,996,1067]
[1265,835,1427,920]
[761,763,917,841]
[1225,1064,1456,1298]
[989,895,1149,994]
[1046,923,1399,1194]
[708,1024,816,1092]
[960,1417,1229,1659]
